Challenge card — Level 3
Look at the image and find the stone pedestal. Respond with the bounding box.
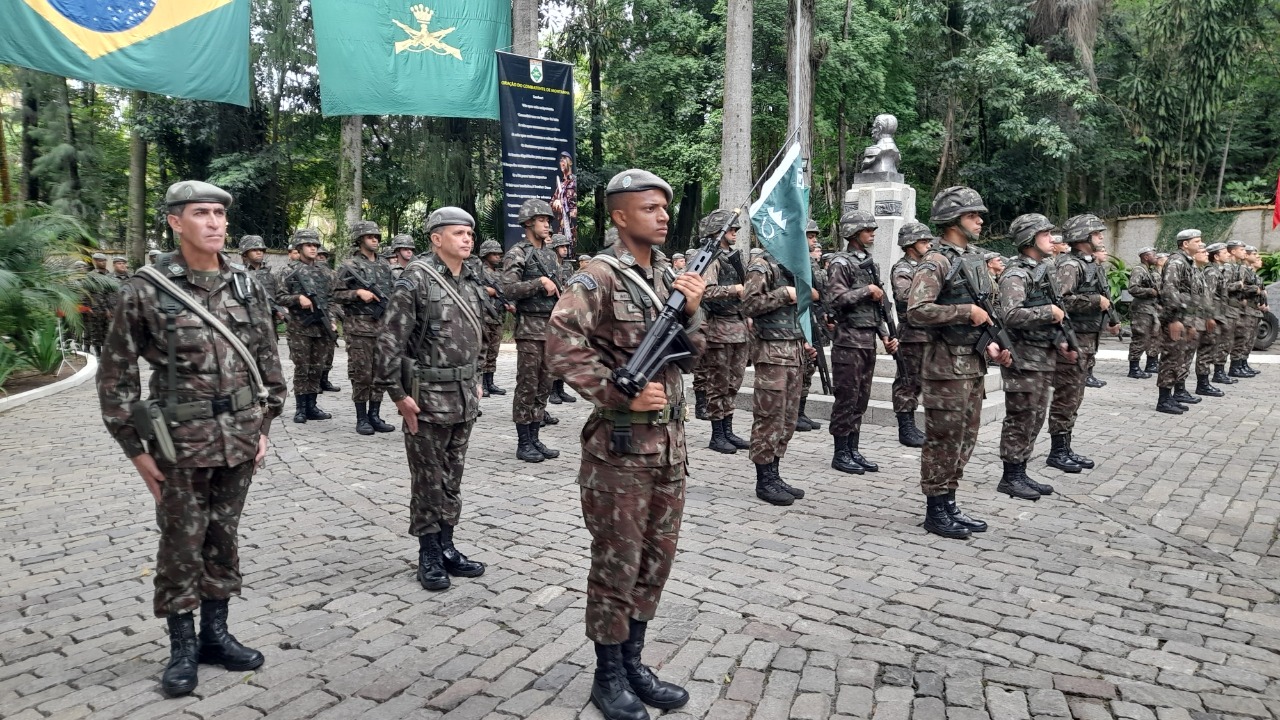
[843,180,917,284]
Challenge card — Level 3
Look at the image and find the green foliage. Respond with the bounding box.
[0,204,97,343]
[1106,256,1130,297]
[0,341,23,393]
[1153,208,1237,252]
[16,316,63,376]
[1259,253,1280,284]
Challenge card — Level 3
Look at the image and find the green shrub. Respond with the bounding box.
[1260,252,1280,284]
[17,317,65,376]
[0,341,23,394]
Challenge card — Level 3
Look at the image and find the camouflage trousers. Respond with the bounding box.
[892,342,925,414]
[482,322,503,374]
[920,376,984,497]
[801,352,816,396]
[691,352,709,395]
[1232,314,1257,362]
[513,339,553,424]
[1128,312,1159,363]
[346,334,384,403]
[323,336,337,372]
[580,462,685,644]
[1000,367,1053,463]
[287,331,326,395]
[153,460,254,617]
[830,346,875,436]
[1195,320,1226,375]
[1048,332,1097,435]
[1156,328,1195,388]
[703,342,750,420]
[406,420,475,536]
[749,360,802,465]
[85,313,109,352]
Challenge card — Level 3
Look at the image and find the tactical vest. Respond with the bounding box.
[346,256,395,316]
[704,246,745,317]
[410,260,484,377]
[1064,252,1105,332]
[891,258,917,317]
[830,252,880,329]
[514,241,558,316]
[1006,259,1057,346]
[930,244,986,347]
[753,255,805,341]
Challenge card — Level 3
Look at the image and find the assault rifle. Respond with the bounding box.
[857,253,907,376]
[346,269,388,321]
[1038,263,1084,367]
[810,299,832,395]
[963,268,1018,368]
[294,269,336,342]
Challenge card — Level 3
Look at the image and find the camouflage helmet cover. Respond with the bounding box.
[348,220,382,244]
[549,233,571,249]
[516,198,554,225]
[390,234,416,250]
[897,221,934,247]
[929,186,987,226]
[478,239,503,256]
[838,210,877,239]
[1009,213,1056,248]
[698,209,741,239]
[238,234,266,253]
[1062,214,1106,245]
[291,228,321,248]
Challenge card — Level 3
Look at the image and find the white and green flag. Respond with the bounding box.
[749,140,813,343]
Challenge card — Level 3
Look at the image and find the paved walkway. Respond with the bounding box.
[2,343,1278,720]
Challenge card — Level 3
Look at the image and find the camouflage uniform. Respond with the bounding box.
[1048,250,1105,436]
[315,253,342,391]
[334,237,396,404]
[826,239,882,461]
[476,240,508,387]
[239,236,282,340]
[1195,251,1228,380]
[890,256,927,413]
[275,232,334,409]
[1158,246,1201,393]
[1231,259,1261,370]
[1127,252,1161,371]
[698,210,752,452]
[85,259,115,354]
[798,254,828,430]
[500,239,560,424]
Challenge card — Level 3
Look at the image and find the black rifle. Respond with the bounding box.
[294,269,336,342]
[345,268,388,321]
[810,299,832,395]
[527,245,565,294]
[857,253,907,376]
[962,265,1018,368]
[1038,263,1084,367]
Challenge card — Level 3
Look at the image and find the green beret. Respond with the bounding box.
[425,207,475,234]
[1226,239,1245,249]
[1205,243,1227,254]
[111,256,126,263]
[91,252,108,261]
[605,169,673,202]
[165,180,232,209]
[1137,247,1156,256]
[1176,229,1202,243]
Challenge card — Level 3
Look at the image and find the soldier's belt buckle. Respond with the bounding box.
[655,406,671,424]
[210,396,234,415]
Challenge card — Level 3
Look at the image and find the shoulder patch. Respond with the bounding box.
[568,272,598,291]
[748,264,769,275]
[395,276,417,293]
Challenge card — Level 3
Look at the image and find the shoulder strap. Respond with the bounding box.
[409,259,485,341]
[136,266,267,403]
[594,254,664,309]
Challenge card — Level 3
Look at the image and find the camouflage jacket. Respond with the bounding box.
[890,256,929,343]
[1054,251,1106,334]
[1220,261,1246,316]
[87,269,116,315]
[96,251,286,467]
[906,240,988,381]
[477,261,508,326]
[545,247,705,474]
[375,253,485,426]
[1202,264,1229,323]
[1243,265,1265,318]
[742,253,806,367]
[276,259,335,337]
[998,256,1061,372]
[500,240,562,340]
[244,260,283,319]
[1159,250,1200,326]
[826,249,881,350]
[1127,263,1161,318]
[700,247,749,345]
[334,252,396,336]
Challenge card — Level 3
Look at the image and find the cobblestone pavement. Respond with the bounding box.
[2,341,1279,720]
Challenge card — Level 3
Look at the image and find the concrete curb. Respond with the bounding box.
[0,352,97,415]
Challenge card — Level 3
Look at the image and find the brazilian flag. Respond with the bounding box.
[0,0,250,106]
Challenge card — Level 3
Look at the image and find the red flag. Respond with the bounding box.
[1274,169,1280,229]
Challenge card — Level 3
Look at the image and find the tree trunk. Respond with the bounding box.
[337,115,363,239]
[128,92,148,266]
[786,0,815,186]
[59,79,82,201]
[1214,112,1235,207]
[836,0,853,200]
[675,179,701,249]
[20,79,39,203]
[590,36,605,246]
[0,107,11,210]
[511,0,539,57]
[720,0,753,250]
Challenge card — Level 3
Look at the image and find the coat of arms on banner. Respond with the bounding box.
[392,4,462,59]
[529,59,543,83]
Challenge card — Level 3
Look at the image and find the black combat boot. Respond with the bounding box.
[530,424,559,459]
[722,415,750,449]
[1156,387,1185,414]
[305,394,332,420]
[621,619,689,710]
[354,402,375,435]
[1063,432,1094,469]
[754,463,794,506]
[547,384,562,404]
[591,643,649,720]
[417,534,450,591]
[1046,434,1082,473]
[320,371,340,392]
[923,495,970,540]
[997,462,1042,501]
[847,432,878,472]
[367,402,396,433]
[293,395,308,423]
[708,419,738,454]
[1213,364,1237,385]
[541,411,559,426]
[1243,359,1260,375]
[694,390,708,421]
[1144,356,1159,374]
[771,459,805,499]
[1018,464,1055,495]
[1229,360,1249,378]
[830,435,864,475]
[484,372,507,395]
[198,599,264,671]
[162,613,199,697]
[944,491,988,532]
[439,524,485,578]
[1173,383,1200,404]
[516,424,545,463]
[896,412,925,448]
[795,399,819,431]
[1085,374,1106,388]
[554,380,577,403]
[1195,374,1224,397]
[1128,360,1150,379]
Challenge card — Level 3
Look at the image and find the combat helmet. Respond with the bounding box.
[897,222,934,248]
[698,209,740,239]
[550,233,571,249]
[238,235,266,253]
[806,219,820,235]
[838,210,877,239]
[390,234,416,251]
[1009,213,1055,248]
[349,220,382,245]
[479,239,504,257]
[292,229,321,248]
[516,198,554,226]
[1062,214,1105,245]
[930,186,987,226]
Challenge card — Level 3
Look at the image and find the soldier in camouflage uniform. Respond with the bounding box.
[547,233,580,406]
[335,221,398,435]
[148,248,162,265]
[276,230,336,423]
[375,207,487,593]
[111,256,131,280]
[1212,240,1245,385]
[996,214,1070,501]
[476,239,511,396]
[743,248,816,506]
[1155,229,1207,413]
[84,252,114,355]
[315,248,342,394]
[1126,247,1160,378]
[501,198,564,462]
[387,233,416,279]
[546,169,701,720]
[1229,242,1261,377]
[698,209,753,454]
[1045,214,1117,473]
[889,222,932,447]
[96,181,286,697]
[827,210,898,474]
[906,187,1012,539]
[1193,243,1231,397]
[796,220,825,432]
[237,236,284,339]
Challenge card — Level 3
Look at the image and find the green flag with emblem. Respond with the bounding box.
[312,0,510,118]
[749,140,814,344]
